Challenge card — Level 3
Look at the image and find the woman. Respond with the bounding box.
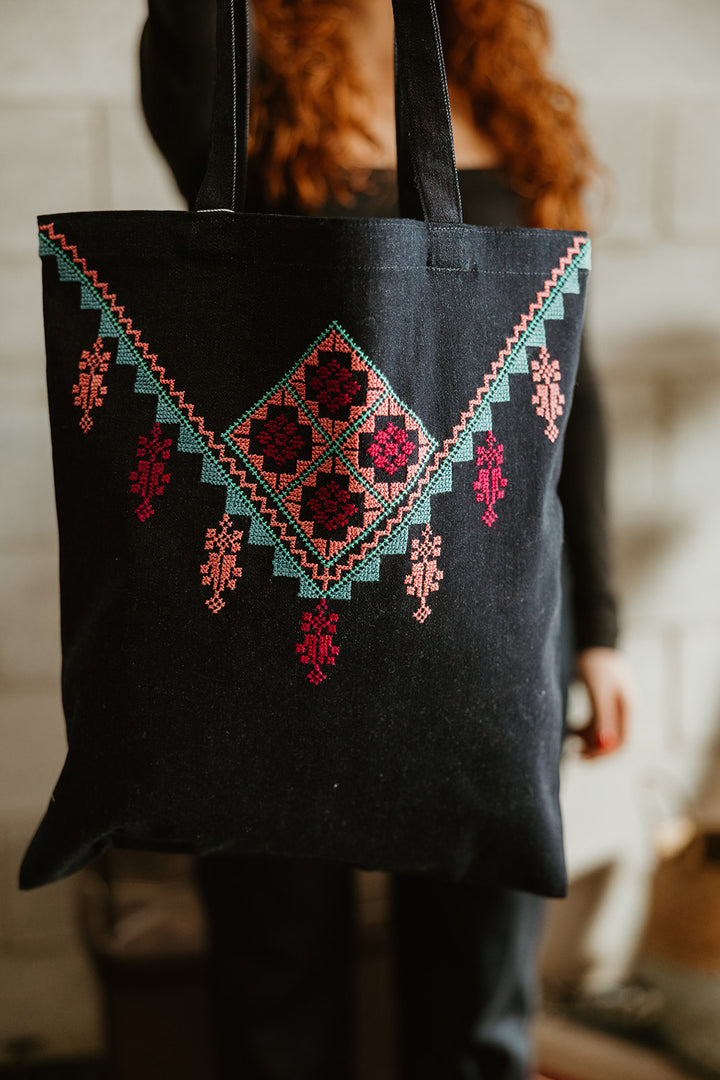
[141,2,633,1077]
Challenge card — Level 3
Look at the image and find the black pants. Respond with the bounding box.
[197,855,544,1080]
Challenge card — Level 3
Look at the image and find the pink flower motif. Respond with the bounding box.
[367,422,415,476]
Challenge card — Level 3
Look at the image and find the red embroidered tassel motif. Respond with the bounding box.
[129,422,173,522]
[296,599,339,684]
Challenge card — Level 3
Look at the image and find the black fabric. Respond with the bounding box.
[557,351,617,649]
[391,874,544,1080]
[20,0,591,898]
[194,0,249,211]
[390,0,462,223]
[140,6,619,653]
[140,1,619,654]
[314,168,618,651]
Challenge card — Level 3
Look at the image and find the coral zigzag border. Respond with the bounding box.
[40,222,247,481]
[40,224,392,594]
[430,235,587,475]
[39,222,589,598]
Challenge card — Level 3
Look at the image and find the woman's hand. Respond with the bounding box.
[573,647,634,759]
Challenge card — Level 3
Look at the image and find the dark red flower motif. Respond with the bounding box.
[307,480,359,532]
[257,413,305,466]
[309,354,361,413]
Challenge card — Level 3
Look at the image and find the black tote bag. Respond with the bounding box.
[20,0,590,898]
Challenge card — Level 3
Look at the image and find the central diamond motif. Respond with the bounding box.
[222,323,438,586]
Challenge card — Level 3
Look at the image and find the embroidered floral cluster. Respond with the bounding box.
[44,218,586,689]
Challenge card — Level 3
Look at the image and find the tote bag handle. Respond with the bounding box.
[194,0,463,225]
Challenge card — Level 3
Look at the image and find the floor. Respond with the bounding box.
[0,1064,107,1079]
[535,1014,705,1080]
[0,870,710,1080]
[0,1023,706,1080]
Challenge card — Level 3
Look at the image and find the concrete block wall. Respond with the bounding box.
[1,0,719,1058]
[0,0,182,1063]
[545,0,720,985]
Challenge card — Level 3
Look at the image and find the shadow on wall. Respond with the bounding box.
[601,325,720,593]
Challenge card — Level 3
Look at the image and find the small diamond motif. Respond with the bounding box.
[256,412,307,466]
[226,396,319,489]
[308,353,363,414]
[367,422,415,476]
[305,477,361,535]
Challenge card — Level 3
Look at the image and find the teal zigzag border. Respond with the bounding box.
[39,228,589,600]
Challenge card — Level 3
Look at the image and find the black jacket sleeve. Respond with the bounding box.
[557,339,619,649]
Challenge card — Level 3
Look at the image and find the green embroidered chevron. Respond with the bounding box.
[39,222,589,600]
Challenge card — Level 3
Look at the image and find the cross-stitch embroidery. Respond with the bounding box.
[309,352,362,415]
[39,223,590,609]
[230,401,317,491]
[201,513,244,613]
[405,524,443,623]
[531,346,565,443]
[305,477,360,534]
[40,222,590,681]
[473,431,507,527]
[222,323,436,579]
[366,421,416,476]
[256,412,307,467]
[73,336,110,433]
[129,422,173,522]
[296,599,340,684]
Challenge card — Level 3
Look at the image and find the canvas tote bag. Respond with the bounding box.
[20,0,591,898]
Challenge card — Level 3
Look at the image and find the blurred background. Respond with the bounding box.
[1,1,719,1077]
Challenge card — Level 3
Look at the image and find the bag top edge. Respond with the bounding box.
[36,209,587,241]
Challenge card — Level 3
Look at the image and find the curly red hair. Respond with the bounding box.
[249,0,597,230]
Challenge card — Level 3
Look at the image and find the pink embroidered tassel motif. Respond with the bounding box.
[73,336,110,433]
[531,346,565,443]
[405,523,443,623]
[201,513,244,613]
[473,432,507,527]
